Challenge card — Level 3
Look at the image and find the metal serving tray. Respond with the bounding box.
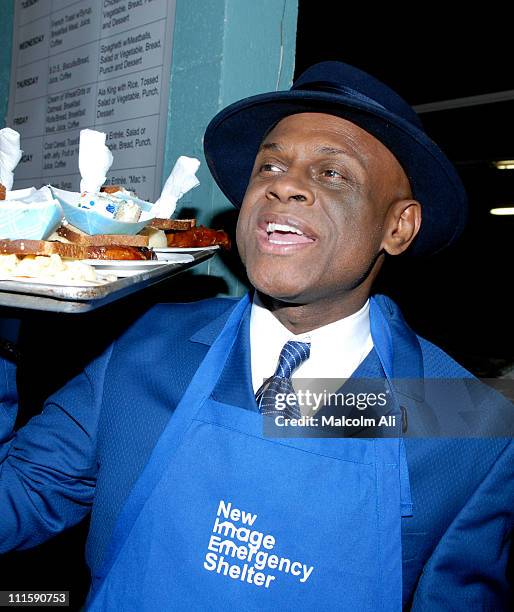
[0,250,215,314]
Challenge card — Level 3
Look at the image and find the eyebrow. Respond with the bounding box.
[259,142,283,152]
[316,146,351,156]
[314,145,367,167]
[259,142,364,164]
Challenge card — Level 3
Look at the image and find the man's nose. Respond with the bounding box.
[265,172,314,205]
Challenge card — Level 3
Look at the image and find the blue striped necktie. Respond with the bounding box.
[256,340,311,419]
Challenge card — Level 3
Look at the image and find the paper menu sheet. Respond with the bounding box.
[7,0,177,202]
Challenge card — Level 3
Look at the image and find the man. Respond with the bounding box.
[1,62,513,610]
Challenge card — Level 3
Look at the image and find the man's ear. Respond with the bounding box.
[381,199,422,255]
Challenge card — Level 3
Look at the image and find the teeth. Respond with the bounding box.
[266,222,304,235]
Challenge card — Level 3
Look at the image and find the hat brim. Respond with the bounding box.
[204,89,468,257]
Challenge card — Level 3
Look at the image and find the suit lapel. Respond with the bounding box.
[211,303,255,409]
[189,296,255,410]
[189,298,240,346]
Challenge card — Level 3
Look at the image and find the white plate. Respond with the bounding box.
[154,246,220,253]
[83,259,168,268]
[82,260,168,278]
[82,257,193,277]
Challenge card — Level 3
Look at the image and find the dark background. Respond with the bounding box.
[1,5,513,610]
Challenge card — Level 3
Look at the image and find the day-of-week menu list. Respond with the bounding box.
[7,0,176,201]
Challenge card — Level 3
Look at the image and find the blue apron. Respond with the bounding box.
[87,294,411,611]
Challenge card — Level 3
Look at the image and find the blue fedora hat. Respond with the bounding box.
[204,61,468,257]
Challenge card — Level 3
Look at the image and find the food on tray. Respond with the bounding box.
[139,218,196,248]
[114,200,142,223]
[148,218,196,231]
[99,185,145,222]
[76,189,145,222]
[55,224,149,247]
[0,239,156,261]
[51,186,151,237]
[140,218,230,250]
[164,226,231,250]
[51,130,210,248]
[139,226,167,248]
[0,253,113,285]
[0,129,223,300]
[101,185,124,194]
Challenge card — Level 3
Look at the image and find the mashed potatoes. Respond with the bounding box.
[0,254,113,284]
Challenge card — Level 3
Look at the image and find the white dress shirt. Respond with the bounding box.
[250,292,374,396]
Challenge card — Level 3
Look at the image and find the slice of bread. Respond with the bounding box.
[56,224,149,247]
[0,183,5,200]
[148,218,196,231]
[0,239,155,260]
[0,239,88,258]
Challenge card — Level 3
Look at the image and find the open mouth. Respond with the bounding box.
[265,222,316,245]
[254,215,317,254]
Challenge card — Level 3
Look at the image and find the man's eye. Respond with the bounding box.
[322,169,343,179]
[260,163,283,173]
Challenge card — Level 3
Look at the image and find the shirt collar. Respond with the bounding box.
[250,292,373,390]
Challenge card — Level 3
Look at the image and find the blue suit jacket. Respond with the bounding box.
[0,294,513,610]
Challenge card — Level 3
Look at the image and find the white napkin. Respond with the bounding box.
[0,128,23,191]
[79,129,113,193]
[152,156,200,219]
